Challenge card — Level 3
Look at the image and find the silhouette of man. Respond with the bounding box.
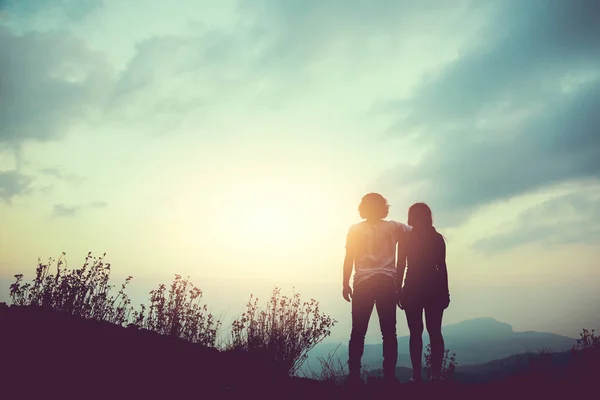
[343,193,411,384]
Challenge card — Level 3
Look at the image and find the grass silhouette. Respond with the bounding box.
[424,343,457,381]
[5,253,335,383]
[9,252,221,346]
[229,288,336,376]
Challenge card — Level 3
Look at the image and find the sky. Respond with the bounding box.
[1,0,599,345]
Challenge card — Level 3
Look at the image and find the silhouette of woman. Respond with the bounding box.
[397,203,450,382]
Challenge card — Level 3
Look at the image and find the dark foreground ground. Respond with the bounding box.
[0,303,597,400]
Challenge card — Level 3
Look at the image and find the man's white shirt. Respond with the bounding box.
[346,220,411,287]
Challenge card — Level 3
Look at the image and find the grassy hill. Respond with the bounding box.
[1,303,597,399]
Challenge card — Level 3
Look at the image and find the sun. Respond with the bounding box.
[203,175,340,255]
[174,172,346,269]
[233,192,305,253]
[246,205,290,241]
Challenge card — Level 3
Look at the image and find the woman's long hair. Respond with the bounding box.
[406,203,439,265]
[407,202,433,230]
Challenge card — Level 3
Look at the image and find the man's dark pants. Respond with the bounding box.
[348,274,397,378]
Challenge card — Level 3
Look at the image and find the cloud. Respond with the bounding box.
[1,0,481,140]
[0,0,103,24]
[233,0,489,108]
[383,78,600,215]
[105,29,253,132]
[39,167,85,185]
[0,27,113,146]
[52,201,107,217]
[0,171,31,202]
[474,188,600,253]
[103,0,483,131]
[378,0,600,227]
[239,0,474,65]
[390,0,600,131]
[53,204,80,217]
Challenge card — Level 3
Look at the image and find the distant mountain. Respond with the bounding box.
[302,318,576,374]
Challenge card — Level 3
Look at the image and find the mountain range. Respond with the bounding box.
[302,318,576,375]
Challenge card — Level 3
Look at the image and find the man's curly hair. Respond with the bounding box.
[358,193,389,220]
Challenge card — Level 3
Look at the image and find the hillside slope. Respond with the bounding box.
[0,304,595,399]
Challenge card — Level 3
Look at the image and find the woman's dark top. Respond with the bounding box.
[401,227,449,308]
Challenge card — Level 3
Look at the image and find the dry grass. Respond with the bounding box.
[424,343,458,380]
[9,252,337,377]
[228,287,337,376]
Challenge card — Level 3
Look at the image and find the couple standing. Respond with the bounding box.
[342,193,450,384]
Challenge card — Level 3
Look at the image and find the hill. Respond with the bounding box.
[0,303,596,399]
[0,303,287,397]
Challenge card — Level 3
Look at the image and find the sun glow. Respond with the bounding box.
[200,174,346,258]
[166,164,353,281]
[244,204,294,244]
[226,183,326,253]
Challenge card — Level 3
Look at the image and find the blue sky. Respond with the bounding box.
[1,0,599,343]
